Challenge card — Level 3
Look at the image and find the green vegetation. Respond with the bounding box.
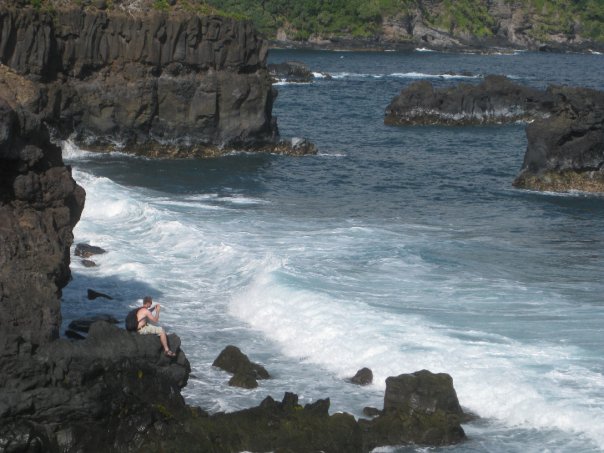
[25,0,604,43]
[153,0,170,11]
[197,0,603,43]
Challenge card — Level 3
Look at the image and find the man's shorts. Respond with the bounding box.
[138,325,163,335]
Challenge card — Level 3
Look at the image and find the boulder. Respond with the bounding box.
[513,86,604,192]
[385,75,552,126]
[360,370,466,449]
[212,345,270,382]
[350,367,373,386]
[75,244,107,258]
[383,369,463,415]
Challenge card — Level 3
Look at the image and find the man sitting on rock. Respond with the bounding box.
[137,296,176,357]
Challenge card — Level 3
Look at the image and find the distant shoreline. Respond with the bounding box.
[268,39,604,55]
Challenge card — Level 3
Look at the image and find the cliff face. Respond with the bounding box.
[0,5,279,156]
[513,87,604,192]
[0,65,85,347]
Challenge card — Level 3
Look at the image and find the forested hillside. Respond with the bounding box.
[201,0,604,49]
[19,0,604,50]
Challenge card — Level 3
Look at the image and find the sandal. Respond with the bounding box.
[164,350,176,357]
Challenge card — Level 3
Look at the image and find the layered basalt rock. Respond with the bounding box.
[513,86,604,192]
[385,75,552,126]
[0,4,313,156]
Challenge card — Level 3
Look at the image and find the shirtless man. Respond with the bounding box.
[137,296,176,357]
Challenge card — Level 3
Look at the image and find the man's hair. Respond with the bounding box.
[143,296,153,304]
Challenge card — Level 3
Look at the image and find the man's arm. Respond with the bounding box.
[147,304,161,323]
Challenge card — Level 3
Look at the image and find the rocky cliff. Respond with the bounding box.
[513,86,604,192]
[0,3,305,156]
[0,65,85,347]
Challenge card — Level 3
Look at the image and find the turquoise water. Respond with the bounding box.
[62,49,604,452]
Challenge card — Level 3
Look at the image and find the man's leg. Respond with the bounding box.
[159,329,171,353]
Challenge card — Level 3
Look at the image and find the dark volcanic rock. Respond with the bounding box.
[87,288,113,300]
[0,71,85,347]
[360,370,466,449]
[385,75,552,126]
[268,61,314,82]
[194,393,363,453]
[68,314,118,333]
[213,345,270,388]
[75,243,107,258]
[0,6,311,157]
[0,322,191,451]
[350,367,373,386]
[513,86,604,192]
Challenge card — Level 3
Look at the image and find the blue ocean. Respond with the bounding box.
[61,49,604,452]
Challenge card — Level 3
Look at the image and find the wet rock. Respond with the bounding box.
[363,407,381,417]
[268,61,314,83]
[87,289,113,300]
[212,345,270,381]
[385,75,552,125]
[229,372,259,389]
[75,244,106,258]
[350,367,373,386]
[81,259,96,267]
[360,370,466,449]
[513,86,604,192]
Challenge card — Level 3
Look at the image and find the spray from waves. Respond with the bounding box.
[229,264,604,450]
[329,71,481,80]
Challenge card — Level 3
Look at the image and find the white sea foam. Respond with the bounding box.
[228,258,604,449]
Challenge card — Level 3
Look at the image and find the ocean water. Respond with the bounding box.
[61,49,604,452]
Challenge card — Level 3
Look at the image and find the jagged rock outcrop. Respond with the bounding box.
[268,61,314,83]
[0,3,313,156]
[0,67,85,347]
[360,370,466,449]
[513,86,604,192]
[0,322,191,452]
[385,75,552,126]
[386,74,604,192]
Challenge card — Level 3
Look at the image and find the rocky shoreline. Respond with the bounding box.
[0,2,469,451]
[385,75,604,193]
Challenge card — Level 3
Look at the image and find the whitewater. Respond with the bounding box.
[61,49,604,452]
